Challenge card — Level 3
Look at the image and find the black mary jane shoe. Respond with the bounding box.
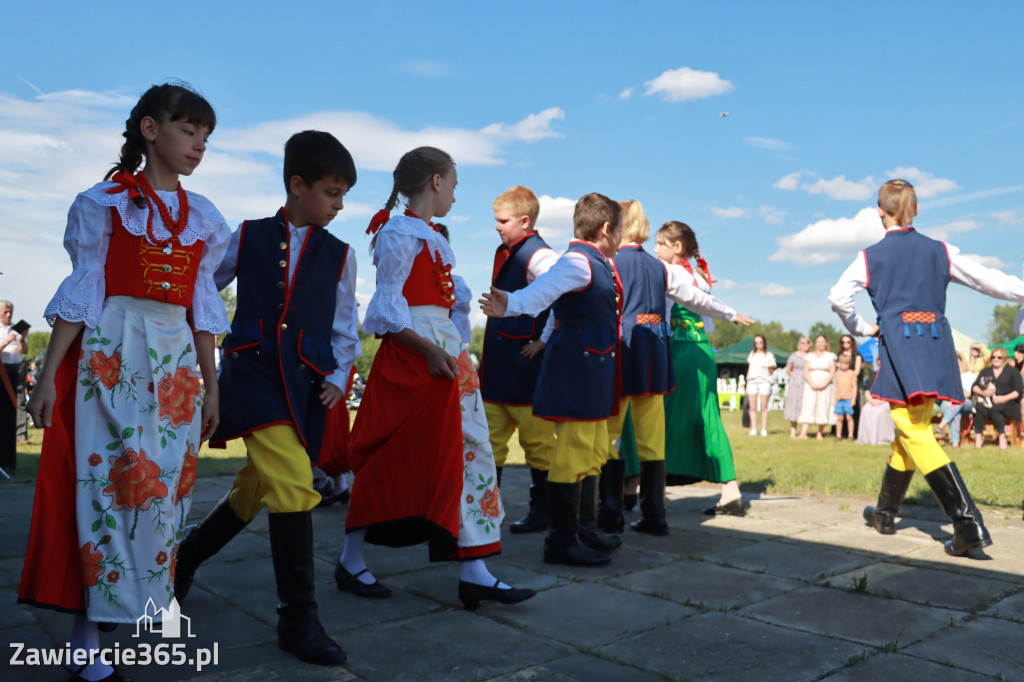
[97,621,118,632]
[458,579,536,611]
[67,664,131,681]
[334,563,392,598]
[703,498,747,517]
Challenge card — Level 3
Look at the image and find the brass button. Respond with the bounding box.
[277,282,285,289]
[280,323,288,331]
[162,264,172,273]
[279,260,287,268]
[231,352,238,359]
[611,351,616,357]
[161,282,170,290]
[298,364,306,371]
[446,282,453,288]
[600,356,606,362]
[583,351,590,357]
[279,242,287,250]
[278,303,284,310]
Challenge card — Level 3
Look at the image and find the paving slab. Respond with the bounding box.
[794,524,928,556]
[605,558,804,611]
[821,652,992,681]
[600,611,863,682]
[828,560,1019,610]
[612,526,751,558]
[490,581,699,649]
[902,614,1024,679]
[485,653,665,681]
[980,588,1024,623]
[703,538,875,581]
[740,585,959,647]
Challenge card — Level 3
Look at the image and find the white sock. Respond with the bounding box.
[459,559,508,589]
[333,473,349,493]
[339,528,375,585]
[68,614,112,681]
[719,480,742,505]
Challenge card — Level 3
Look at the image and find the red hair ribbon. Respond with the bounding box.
[696,255,712,287]
[365,209,390,235]
[106,170,142,201]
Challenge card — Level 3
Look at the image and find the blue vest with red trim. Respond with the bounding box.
[533,242,621,420]
[864,228,962,404]
[213,210,349,461]
[479,232,552,405]
[614,245,673,396]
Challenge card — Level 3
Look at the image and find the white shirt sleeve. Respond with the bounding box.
[214,223,243,291]
[828,251,875,336]
[664,262,737,320]
[44,194,114,328]
[325,250,361,389]
[526,247,560,283]
[190,213,232,334]
[363,228,419,335]
[505,251,591,318]
[947,242,1024,302]
[451,274,473,344]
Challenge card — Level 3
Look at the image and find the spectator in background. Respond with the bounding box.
[965,342,987,375]
[938,353,975,448]
[784,336,810,438]
[1012,344,1024,372]
[797,334,837,440]
[0,299,27,471]
[745,334,776,436]
[972,348,1023,449]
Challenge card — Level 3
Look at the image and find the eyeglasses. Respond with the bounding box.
[993,355,1007,361]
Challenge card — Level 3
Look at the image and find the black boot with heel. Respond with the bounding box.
[509,467,549,534]
[924,462,992,556]
[863,464,914,535]
[174,495,249,602]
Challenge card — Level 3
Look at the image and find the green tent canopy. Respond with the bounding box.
[714,336,790,366]
[989,333,1024,353]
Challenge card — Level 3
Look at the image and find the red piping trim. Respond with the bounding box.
[297,329,331,376]
[869,390,963,406]
[862,251,870,289]
[276,212,315,447]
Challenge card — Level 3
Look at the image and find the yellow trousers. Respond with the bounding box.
[602,395,666,474]
[484,401,554,470]
[227,424,321,520]
[549,419,609,484]
[887,399,951,475]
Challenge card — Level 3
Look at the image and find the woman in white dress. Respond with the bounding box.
[797,334,837,440]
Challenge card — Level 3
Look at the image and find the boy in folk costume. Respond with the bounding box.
[174,131,360,665]
[829,179,1024,556]
[478,186,559,533]
[482,193,624,567]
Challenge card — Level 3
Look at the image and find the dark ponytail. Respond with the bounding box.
[368,146,454,253]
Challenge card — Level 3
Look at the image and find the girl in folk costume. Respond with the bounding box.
[830,179,1024,556]
[654,222,748,516]
[19,83,229,681]
[337,147,534,610]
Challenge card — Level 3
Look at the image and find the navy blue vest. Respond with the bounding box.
[864,228,962,404]
[479,232,552,405]
[213,210,349,461]
[533,242,621,420]
[614,245,673,396]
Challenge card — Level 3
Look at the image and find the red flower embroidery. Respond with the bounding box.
[456,351,479,398]
[89,350,122,390]
[158,367,200,428]
[155,551,168,566]
[466,494,475,504]
[464,451,475,462]
[88,453,102,467]
[147,382,154,393]
[107,570,120,584]
[81,542,103,587]
[103,448,168,511]
[174,444,198,504]
[480,487,500,519]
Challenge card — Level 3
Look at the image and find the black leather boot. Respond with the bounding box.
[578,475,622,551]
[543,482,612,566]
[924,462,992,556]
[597,458,625,533]
[623,475,640,511]
[863,465,914,535]
[509,467,549,534]
[175,495,249,602]
[631,460,669,535]
[269,512,347,665]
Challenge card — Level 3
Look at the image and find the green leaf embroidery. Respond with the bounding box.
[84,389,94,402]
[167,430,177,440]
[121,427,135,440]
[92,519,102,532]
[105,515,116,529]
[100,338,111,346]
[106,442,120,451]
[86,337,98,345]
[161,436,167,448]
[92,500,103,512]
[150,348,158,360]
[162,355,172,364]
[80,379,92,386]
[108,423,118,438]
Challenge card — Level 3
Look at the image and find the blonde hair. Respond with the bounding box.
[492,185,539,230]
[838,353,852,366]
[574,193,621,241]
[878,179,917,227]
[619,199,650,243]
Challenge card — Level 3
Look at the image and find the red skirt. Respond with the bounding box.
[317,368,355,477]
[345,336,463,561]
[18,332,85,613]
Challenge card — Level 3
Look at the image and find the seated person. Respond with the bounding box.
[972,348,1023,449]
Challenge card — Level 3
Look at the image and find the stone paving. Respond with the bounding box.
[4,466,1024,681]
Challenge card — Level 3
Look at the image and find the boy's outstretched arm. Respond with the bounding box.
[828,252,876,336]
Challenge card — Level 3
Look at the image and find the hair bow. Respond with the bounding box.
[106,170,143,201]
[366,209,390,235]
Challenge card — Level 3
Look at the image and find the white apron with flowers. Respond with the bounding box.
[74,296,202,622]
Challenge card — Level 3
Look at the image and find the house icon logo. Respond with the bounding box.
[133,597,196,638]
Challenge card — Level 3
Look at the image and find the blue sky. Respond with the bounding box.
[3,2,1024,342]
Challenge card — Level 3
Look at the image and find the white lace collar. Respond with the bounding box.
[81,181,220,246]
[379,214,455,267]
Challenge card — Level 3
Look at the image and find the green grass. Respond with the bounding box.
[6,408,1023,510]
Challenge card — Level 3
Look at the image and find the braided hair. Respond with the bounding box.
[658,221,712,284]
[368,147,455,252]
[105,82,216,207]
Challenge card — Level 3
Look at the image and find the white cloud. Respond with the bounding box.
[919,219,979,241]
[759,283,796,297]
[618,87,634,100]
[886,166,957,199]
[774,172,801,191]
[801,175,876,201]
[927,184,1024,209]
[481,107,565,143]
[644,67,734,102]
[758,204,786,224]
[769,206,883,265]
[745,137,794,151]
[960,254,1012,271]
[401,60,453,77]
[715,279,740,290]
[37,89,137,108]
[711,206,749,219]
[535,195,576,251]
[992,209,1024,227]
